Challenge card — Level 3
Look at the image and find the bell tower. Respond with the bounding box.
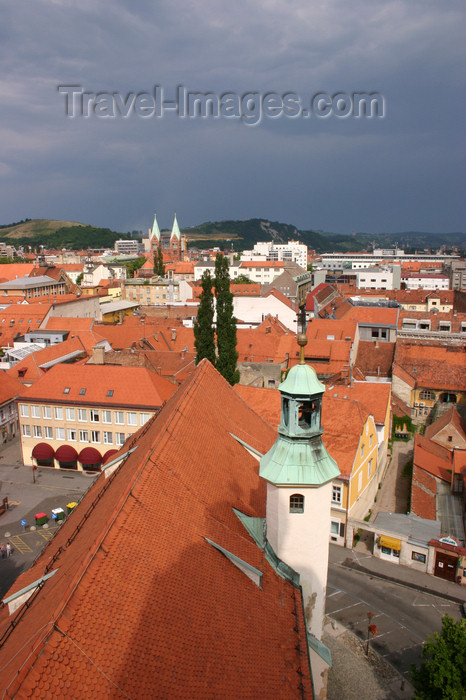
[259,334,340,642]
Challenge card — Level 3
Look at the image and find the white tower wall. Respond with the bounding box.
[266,480,332,640]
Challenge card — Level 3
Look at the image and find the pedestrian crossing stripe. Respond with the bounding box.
[8,535,32,554]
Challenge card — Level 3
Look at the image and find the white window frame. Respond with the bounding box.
[79,430,89,442]
[114,411,124,425]
[33,425,42,438]
[22,424,31,437]
[115,432,126,446]
[103,431,113,445]
[102,410,112,424]
[126,412,137,426]
[67,429,77,442]
[90,410,100,423]
[42,406,52,419]
[66,408,76,421]
[140,413,151,426]
[20,405,29,418]
[44,426,53,439]
[31,405,41,418]
[56,427,65,441]
[91,430,100,444]
[78,409,87,422]
[332,484,342,505]
[54,407,64,421]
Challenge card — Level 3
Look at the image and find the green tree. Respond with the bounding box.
[233,274,253,284]
[124,256,146,278]
[153,245,165,276]
[193,271,216,366]
[410,615,466,700]
[214,253,239,385]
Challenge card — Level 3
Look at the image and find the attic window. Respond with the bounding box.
[79,388,86,395]
[63,387,70,394]
[107,390,114,397]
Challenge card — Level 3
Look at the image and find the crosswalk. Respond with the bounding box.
[6,527,59,555]
[8,535,32,554]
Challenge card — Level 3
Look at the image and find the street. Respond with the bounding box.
[327,560,463,680]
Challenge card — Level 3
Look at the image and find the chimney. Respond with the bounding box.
[91,346,105,365]
[171,328,177,341]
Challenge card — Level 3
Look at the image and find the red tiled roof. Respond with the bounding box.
[0,372,23,405]
[327,382,391,425]
[18,363,176,408]
[411,464,437,520]
[305,318,358,341]
[393,343,466,392]
[0,263,35,282]
[5,336,90,384]
[0,361,312,698]
[413,433,452,483]
[44,317,95,331]
[354,341,395,378]
[340,306,399,326]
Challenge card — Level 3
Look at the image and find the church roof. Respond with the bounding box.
[0,360,313,698]
[171,213,181,241]
[150,212,160,242]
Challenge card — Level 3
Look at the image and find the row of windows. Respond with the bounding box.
[19,405,151,426]
[22,424,128,446]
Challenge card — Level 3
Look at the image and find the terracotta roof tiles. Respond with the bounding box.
[0,361,312,697]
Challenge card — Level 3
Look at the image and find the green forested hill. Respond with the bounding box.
[1,217,464,253]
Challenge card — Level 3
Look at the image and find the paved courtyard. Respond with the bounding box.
[0,437,98,596]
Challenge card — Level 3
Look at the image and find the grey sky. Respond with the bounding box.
[0,0,464,235]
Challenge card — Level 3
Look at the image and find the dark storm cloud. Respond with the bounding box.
[0,0,464,234]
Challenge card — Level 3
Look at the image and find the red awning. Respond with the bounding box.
[78,447,102,465]
[32,443,55,460]
[102,449,118,464]
[55,445,78,463]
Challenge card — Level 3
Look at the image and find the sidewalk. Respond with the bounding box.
[330,543,466,604]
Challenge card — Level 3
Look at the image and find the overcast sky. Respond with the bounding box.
[1,0,464,235]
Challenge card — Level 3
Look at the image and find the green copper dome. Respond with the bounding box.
[279,363,325,397]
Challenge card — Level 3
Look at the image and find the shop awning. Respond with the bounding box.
[78,447,102,465]
[379,536,402,550]
[102,449,118,464]
[32,443,55,460]
[55,445,78,463]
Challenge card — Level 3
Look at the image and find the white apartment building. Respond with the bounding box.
[403,274,450,291]
[356,268,395,290]
[242,241,308,269]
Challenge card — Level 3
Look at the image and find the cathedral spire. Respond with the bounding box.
[150,213,161,243]
[171,213,181,241]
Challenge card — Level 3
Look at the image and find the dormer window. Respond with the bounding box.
[79,388,86,395]
[63,387,70,394]
[290,494,304,513]
[106,390,114,397]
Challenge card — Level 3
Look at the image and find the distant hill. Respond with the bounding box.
[186,219,466,253]
[0,219,123,250]
[1,218,464,253]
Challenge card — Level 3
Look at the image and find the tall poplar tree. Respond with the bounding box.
[153,245,165,276]
[193,271,216,366]
[214,253,239,385]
